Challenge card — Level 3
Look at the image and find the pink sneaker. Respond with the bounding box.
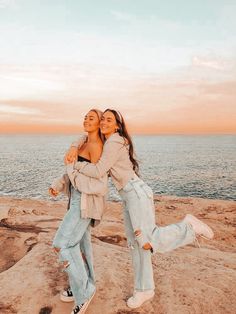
[127,290,154,309]
[183,214,214,239]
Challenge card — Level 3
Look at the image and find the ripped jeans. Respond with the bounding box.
[119,177,195,291]
[52,187,96,305]
[119,177,155,291]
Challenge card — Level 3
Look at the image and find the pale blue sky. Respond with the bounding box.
[1,0,235,67]
[0,0,235,133]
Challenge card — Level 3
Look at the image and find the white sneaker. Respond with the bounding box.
[60,287,74,303]
[183,214,214,239]
[127,290,154,309]
[71,291,95,314]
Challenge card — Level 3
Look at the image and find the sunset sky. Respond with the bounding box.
[0,0,236,134]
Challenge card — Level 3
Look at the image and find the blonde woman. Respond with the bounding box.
[50,109,107,314]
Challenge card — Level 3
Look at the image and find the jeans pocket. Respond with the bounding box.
[122,181,134,193]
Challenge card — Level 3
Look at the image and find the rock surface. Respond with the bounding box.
[0,195,235,314]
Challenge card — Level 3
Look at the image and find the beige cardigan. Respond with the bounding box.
[51,135,108,223]
[72,133,136,191]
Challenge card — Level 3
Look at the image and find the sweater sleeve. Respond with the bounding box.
[73,140,123,178]
[50,174,70,196]
[66,164,108,195]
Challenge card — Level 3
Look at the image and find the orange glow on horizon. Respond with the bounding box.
[1,67,235,135]
[1,121,235,135]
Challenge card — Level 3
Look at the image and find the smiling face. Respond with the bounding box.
[100,110,118,138]
[83,110,100,133]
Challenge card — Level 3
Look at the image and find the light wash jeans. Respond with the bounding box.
[119,177,195,291]
[52,187,95,305]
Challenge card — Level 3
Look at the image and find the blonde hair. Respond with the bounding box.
[89,108,105,142]
[90,108,103,121]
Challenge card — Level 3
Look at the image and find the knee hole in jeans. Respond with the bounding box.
[63,261,70,268]
[134,229,141,237]
[53,247,60,253]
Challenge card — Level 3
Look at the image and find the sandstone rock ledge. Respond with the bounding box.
[0,196,235,314]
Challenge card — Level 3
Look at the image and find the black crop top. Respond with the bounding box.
[78,155,91,163]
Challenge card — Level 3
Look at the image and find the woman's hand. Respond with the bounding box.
[48,187,59,197]
[64,146,78,165]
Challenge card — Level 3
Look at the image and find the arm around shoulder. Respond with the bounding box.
[74,140,123,178]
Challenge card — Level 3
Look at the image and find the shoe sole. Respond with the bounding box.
[127,293,154,309]
[186,214,214,239]
[60,294,74,303]
[75,291,96,314]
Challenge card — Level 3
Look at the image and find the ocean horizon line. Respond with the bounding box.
[0,132,236,136]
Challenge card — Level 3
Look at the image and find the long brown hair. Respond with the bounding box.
[103,109,139,175]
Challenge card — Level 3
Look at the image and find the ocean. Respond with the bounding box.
[0,134,235,201]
